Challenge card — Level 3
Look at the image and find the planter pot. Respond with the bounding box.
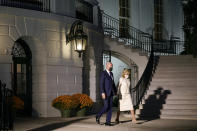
[76,108,86,117]
[61,110,72,118]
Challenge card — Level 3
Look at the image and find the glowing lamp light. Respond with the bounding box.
[66,20,87,57]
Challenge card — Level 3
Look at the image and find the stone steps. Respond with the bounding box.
[161,109,197,115]
[163,104,197,110]
[160,115,197,120]
[155,70,197,74]
[152,78,197,81]
[137,104,197,113]
[153,73,197,78]
[155,69,197,73]
[165,100,197,104]
[140,99,197,105]
[146,89,197,95]
[166,95,197,100]
[145,94,197,100]
[157,63,197,67]
[156,66,197,71]
[150,81,197,86]
[149,85,197,89]
[137,55,197,120]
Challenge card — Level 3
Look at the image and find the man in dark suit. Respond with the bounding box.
[96,62,117,126]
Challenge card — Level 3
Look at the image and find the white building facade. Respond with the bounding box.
[0,0,103,117]
[0,0,185,118]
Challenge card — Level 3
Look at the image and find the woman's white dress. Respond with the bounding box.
[118,77,134,111]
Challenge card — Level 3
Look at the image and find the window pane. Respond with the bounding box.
[154,0,163,40]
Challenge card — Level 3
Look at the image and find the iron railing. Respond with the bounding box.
[102,12,185,55]
[0,80,13,131]
[131,50,158,109]
[153,40,185,55]
[0,0,50,12]
[102,12,152,53]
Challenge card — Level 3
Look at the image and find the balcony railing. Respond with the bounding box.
[102,12,185,55]
[102,12,153,53]
[153,40,185,55]
[0,0,50,12]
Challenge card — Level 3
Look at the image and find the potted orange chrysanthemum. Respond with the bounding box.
[72,94,93,116]
[9,96,24,118]
[12,96,24,111]
[52,95,79,117]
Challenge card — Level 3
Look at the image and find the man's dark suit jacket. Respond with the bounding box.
[100,70,117,97]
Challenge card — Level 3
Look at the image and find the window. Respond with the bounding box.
[119,0,129,17]
[154,0,163,40]
[76,0,93,23]
[119,0,130,38]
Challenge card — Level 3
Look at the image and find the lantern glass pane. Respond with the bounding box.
[73,39,77,50]
[76,38,83,51]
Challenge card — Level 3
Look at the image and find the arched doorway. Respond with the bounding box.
[12,38,32,116]
[103,50,138,88]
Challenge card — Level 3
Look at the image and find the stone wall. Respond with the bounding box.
[0,6,103,117]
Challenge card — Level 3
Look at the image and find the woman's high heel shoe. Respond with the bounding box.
[115,118,119,124]
[132,119,137,124]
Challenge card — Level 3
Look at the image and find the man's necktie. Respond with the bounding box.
[110,72,113,80]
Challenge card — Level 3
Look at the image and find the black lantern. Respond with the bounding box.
[66,20,87,57]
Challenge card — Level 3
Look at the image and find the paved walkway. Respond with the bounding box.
[14,113,197,131]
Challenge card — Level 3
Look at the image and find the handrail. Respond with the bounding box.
[102,12,153,53]
[102,12,145,34]
[131,50,158,109]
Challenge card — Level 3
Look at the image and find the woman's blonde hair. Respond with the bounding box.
[121,69,131,78]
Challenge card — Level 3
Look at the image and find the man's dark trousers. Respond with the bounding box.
[97,95,113,123]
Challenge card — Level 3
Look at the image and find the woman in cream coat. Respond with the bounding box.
[115,69,137,124]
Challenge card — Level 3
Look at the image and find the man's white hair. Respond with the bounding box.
[106,61,112,66]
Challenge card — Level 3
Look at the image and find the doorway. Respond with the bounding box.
[12,39,32,116]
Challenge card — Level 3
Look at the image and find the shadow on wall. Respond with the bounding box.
[139,87,171,120]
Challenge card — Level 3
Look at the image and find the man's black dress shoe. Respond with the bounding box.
[104,123,112,126]
[96,116,100,124]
